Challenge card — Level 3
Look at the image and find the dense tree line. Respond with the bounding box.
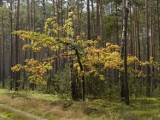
[0,0,160,105]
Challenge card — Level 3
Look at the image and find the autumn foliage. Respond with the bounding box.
[12,12,150,84]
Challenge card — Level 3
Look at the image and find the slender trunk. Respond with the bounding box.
[15,0,20,91]
[145,0,151,97]
[42,0,46,24]
[96,0,100,37]
[136,7,141,70]
[115,2,119,45]
[91,0,95,36]
[87,0,91,40]
[1,15,5,88]
[10,0,13,90]
[157,0,160,62]
[121,0,129,105]
[129,5,133,55]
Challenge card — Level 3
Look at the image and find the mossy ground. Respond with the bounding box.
[0,89,160,120]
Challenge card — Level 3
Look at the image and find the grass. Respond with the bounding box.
[0,106,30,120]
[0,89,160,120]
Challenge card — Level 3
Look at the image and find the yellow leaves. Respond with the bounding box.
[24,59,53,74]
[150,56,154,64]
[85,42,123,71]
[105,44,120,52]
[63,18,74,36]
[22,44,30,50]
[84,41,150,78]
[86,40,98,46]
[68,12,77,20]
[44,62,53,70]
[73,14,77,20]
[110,51,120,58]
[97,36,101,40]
[127,56,139,65]
[139,61,149,66]
[112,45,120,51]
[12,15,81,85]
[32,47,42,52]
[25,59,38,66]
[105,61,121,69]
[68,12,74,17]
[24,60,52,84]
[137,71,144,77]
[89,46,100,53]
[73,62,79,68]
[11,58,54,85]
[44,17,59,35]
[28,75,46,85]
[76,35,80,39]
[50,45,59,51]
[13,13,153,85]
[11,64,22,72]
[99,75,105,81]
[106,43,111,47]
[13,31,35,41]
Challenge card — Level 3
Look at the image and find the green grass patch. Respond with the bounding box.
[0,106,29,120]
[0,88,59,102]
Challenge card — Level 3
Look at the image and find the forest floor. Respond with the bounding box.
[0,89,160,120]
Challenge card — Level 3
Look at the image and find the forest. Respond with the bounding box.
[0,0,160,120]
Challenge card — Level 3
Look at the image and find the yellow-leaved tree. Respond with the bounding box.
[12,12,150,100]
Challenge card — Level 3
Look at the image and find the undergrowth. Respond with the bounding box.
[0,89,160,120]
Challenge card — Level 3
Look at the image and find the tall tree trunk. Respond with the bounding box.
[136,7,141,70]
[129,5,133,55]
[87,0,91,40]
[1,14,5,88]
[15,0,20,91]
[121,0,129,105]
[0,0,5,88]
[10,0,14,90]
[91,0,95,37]
[115,1,119,45]
[96,0,100,37]
[0,41,1,87]
[145,0,151,97]
[157,0,160,64]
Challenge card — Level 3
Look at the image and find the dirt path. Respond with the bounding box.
[0,104,47,120]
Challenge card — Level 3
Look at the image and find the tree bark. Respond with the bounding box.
[15,0,20,91]
[121,0,129,105]
[145,0,151,97]
[10,0,14,90]
[87,0,91,40]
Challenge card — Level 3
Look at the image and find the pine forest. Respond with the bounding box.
[0,0,160,120]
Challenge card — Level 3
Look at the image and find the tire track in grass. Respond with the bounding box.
[0,104,47,120]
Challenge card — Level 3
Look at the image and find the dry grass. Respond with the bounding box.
[1,89,160,120]
[0,91,87,120]
[0,94,136,120]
